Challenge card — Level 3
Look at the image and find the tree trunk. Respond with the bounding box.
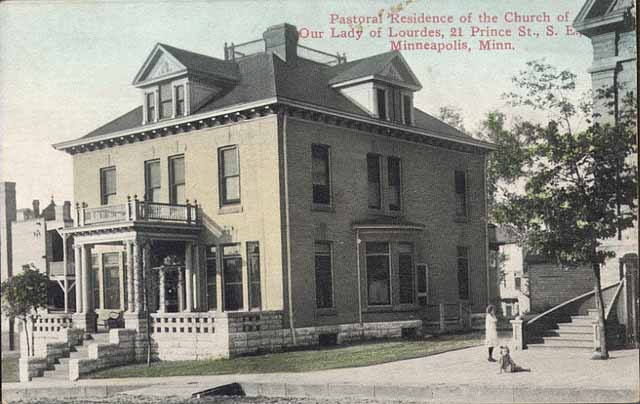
[30,317,35,357]
[592,261,609,359]
[22,318,31,357]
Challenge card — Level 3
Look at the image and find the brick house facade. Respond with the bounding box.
[45,23,493,362]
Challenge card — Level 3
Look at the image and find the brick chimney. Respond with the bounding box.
[263,23,298,62]
[63,201,72,221]
[32,199,40,217]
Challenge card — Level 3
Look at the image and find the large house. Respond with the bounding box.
[44,23,493,366]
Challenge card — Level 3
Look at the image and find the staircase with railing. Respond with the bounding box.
[520,280,626,350]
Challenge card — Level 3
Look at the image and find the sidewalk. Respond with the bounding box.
[3,346,638,403]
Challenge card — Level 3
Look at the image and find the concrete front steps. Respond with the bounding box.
[529,314,594,350]
[41,332,110,380]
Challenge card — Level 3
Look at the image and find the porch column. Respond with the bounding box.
[81,245,91,313]
[126,241,134,312]
[193,243,200,310]
[133,240,142,313]
[158,269,166,313]
[142,245,151,312]
[185,242,193,312]
[62,235,69,313]
[74,244,82,313]
[178,268,184,312]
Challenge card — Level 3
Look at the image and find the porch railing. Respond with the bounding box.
[76,196,199,226]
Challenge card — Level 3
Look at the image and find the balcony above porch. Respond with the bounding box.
[65,197,201,235]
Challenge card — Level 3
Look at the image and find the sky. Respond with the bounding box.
[0,0,593,208]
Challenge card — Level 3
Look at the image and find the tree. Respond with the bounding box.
[438,105,466,132]
[495,60,637,358]
[1,265,49,356]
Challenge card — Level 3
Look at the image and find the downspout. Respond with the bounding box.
[484,152,491,307]
[355,228,363,337]
[281,110,296,345]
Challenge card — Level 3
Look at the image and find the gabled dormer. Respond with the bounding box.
[329,52,422,126]
[132,43,239,124]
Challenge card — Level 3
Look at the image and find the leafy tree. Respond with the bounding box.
[438,105,466,132]
[1,265,49,356]
[495,60,637,358]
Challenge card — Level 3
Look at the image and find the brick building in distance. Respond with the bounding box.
[1,182,75,350]
[18,23,495,378]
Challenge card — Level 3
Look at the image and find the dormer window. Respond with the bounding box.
[146,93,156,122]
[376,88,387,120]
[159,83,172,119]
[175,85,185,116]
[402,93,413,125]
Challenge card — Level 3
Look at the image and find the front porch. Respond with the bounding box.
[62,197,204,333]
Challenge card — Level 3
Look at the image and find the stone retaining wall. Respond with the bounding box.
[19,327,84,382]
[69,329,137,381]
[18,357,48,382]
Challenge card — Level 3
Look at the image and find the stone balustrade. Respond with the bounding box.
[33,312,73,333]
[150,312,216,335]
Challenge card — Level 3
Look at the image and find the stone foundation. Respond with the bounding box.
[150,311,422,360]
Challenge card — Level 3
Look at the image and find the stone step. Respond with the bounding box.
[542,331,592,340]
[568,318,594,326]
[540,337,593,348]
[528,343,591,350]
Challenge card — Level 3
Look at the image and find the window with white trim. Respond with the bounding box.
[366,242,391,306]
[315,242,333,309]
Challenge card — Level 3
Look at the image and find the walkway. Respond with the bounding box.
[3,346,638,403]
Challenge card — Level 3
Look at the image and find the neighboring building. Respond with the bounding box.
[47,23,493,361]
[573,0,638,286]
[489,224,529,318]
[0,182,75,350]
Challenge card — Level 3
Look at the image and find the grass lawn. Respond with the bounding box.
[90,331,482,379]
[2,355,19,383]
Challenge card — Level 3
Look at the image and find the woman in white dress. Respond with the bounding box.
[485,305,498,362]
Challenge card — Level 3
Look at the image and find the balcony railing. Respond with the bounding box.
[49,261,75,276]
[76,197,199,227]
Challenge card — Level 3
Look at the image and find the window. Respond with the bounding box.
[366,242,391,306]
[206,246,217,310]
[455,170,467,217]
[398,243,414,304]
[100,167,116,205]
[219,146,240,205]
[247,242,261,309]
[146,92,156,122]
[314,242,333,309]
[159,83,172,119]
[515,277,521,291]
[402,94,412,125]
[417,263,428,306]
[91,254,100,309]
[103,252,121,309]
[312,144,331,205]
[222,244,243,311]
[376,88,387,119]
[457,246,470,300]
[144,159,161,202]
[388,157,401,211]
[367,154,381,209]
[175,85,185,116]
[169,155,185,204]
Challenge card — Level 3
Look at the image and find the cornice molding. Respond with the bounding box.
[53,97,494,156]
